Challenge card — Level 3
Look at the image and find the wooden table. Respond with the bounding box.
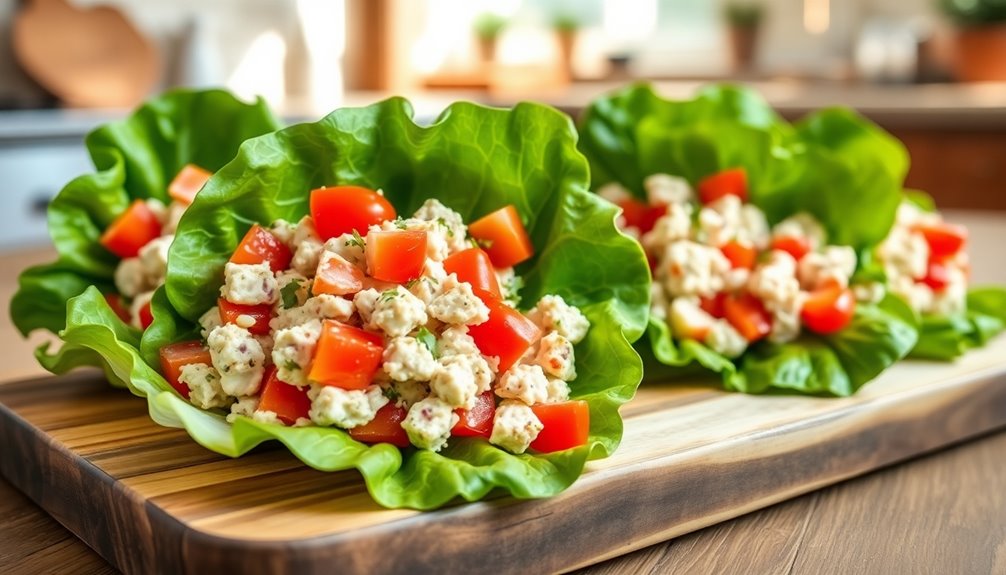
[2,211,1004,574]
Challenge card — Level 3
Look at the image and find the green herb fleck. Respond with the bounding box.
[283,360,301,371]
[380,288,399,303]
[405,278,419,289]
[416,327,438,359]
[394,218,408,230]
[346,230,366,249]
[436,217,455,238]
[383,386,401,400]
[280,279,303,309]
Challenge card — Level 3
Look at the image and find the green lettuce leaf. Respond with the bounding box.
[54,97,650,509]
[10,89,280,338]
[911,287,1006,360]
[578,83,917,395]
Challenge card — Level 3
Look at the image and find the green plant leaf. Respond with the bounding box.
[911,287,1006,360]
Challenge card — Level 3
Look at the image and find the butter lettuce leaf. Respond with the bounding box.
[10,89,280,338]
[911,286,1006,360]
[53,98,649,509]
[579,83,917,395]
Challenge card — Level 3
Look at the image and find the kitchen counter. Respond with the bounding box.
[1,210,1004,573]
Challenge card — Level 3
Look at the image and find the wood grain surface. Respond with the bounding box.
[2,338,1005,574]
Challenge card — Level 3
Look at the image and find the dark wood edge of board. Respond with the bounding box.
[2,367,1006,575]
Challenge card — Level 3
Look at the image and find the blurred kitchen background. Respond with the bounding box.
[1,0,1005,249]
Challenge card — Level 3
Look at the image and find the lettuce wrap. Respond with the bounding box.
[579,83,919,396]
[10,89,280,345]
[37,97,651,509]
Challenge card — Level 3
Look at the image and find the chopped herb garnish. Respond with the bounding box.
[436,217,455,237]
[405,278,419,289]
[416,327,438,359]
[380,289,399,303]
[394,217,408,230]
[383,386,401,400]
[283,360,301,371]
[280,279,303,309]
[345,229,366,249]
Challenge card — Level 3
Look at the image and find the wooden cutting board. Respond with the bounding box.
[2,337,1005,574]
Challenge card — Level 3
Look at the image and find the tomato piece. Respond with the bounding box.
[468,205,535,268]
[530,400,590,453]
[104,293,132,323]
[617,198,667,234]
[229,224,292,273]
[915,222,968,259]
[310,185,396,241]
[313,252,365,296]
[138,300,154,330]
[699,292,727,319]
[771,235,811,262]
[258,367,312,425]
[720,240,757,269]
[801,284,856,334]
[159,340,212,399]
[217,298,272,335]
[724,293,772,342]
[308,320,384,389]
[452,390,496,438]
[921,260,952,292]
[698,168,748,204]
[365,230,427,283]
[100,200,162,259]
[349,403,410,447]
[467,288,541,373]
[167,164,212,205]
[443,248,501,298]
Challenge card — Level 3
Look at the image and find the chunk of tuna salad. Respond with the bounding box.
[602,167,876,359]
[158,186,592,455]
[103,164,213,329]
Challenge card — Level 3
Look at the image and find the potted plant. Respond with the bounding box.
[940,0,1006,81]
[723,2,764,71]
[474,13,507,63]
[552,13,581,79]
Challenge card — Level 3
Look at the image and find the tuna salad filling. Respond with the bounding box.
[157,186,591,455]
[103,164,211,329]
[601,168,878,358]
[877,201,969,317]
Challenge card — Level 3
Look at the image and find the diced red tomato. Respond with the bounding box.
[104,293,132,324]
[801,283,856,334]
[468,205,535,268]
[308,320,384,389]
[699,293,727,319]
[217,298,272,335]
[720,240,757,269]
[159,340,212,399]
[467,288,541,373]
[167,164,212,205]
[452,390,496,438]
[921,260,952,292]
[313,252,365,296]
[724,293,772,342]
[443,248,501,298]
[771,235,811,262]
[348,403,410,448]
[698,168,748,205]
[617,197,667,235]
[365,230,427,283]
[530,400,590,453]
[258,367,312,425]
[915,222,968,259]
[100,200,162,259]
[138,300,154,330]
[229,224,292,273]
[310,185,396,241]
